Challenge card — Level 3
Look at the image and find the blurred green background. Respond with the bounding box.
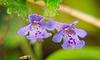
[0,0,100,60]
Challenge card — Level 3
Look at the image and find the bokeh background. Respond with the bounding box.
[0,0,100,60]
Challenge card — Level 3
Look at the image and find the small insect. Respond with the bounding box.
[19,55,31,60]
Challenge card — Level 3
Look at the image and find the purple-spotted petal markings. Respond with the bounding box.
[17,14,56,40]
[53,21,87,49]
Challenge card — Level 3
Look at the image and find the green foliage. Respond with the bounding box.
[4,15,26,48]
[44,0,62,18]
[46,46,100,60]
[0,0,33,20]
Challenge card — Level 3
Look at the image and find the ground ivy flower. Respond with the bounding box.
[53,21,87,49]
[17,14,56,40]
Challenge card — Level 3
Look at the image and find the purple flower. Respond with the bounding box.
[53,21,87,49]
[17,14,56,40]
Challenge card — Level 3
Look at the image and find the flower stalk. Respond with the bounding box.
[34,42,42,60]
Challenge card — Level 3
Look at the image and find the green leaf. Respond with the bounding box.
[46,46,100,60]
[44,0,62,18]
[0,0,33,21]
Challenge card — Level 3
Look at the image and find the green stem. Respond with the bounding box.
[34,43,42,60]
[20,39,36,60]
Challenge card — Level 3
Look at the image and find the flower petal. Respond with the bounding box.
[62,23,70,29]
[28,14,43,23]
[40,21,57,30]
[53,30,63,43]
[62,36,85,49]
[56,22,64,32]
[62,37,76,49]
[26,30,37,40]
[17,24,31,36]
[26,27,52,40]
[74,36,85,49]
[42,32,52,38]
[28,14,37,23]
[38,15,43,20]
[61,38,69,49]
[75,28,88,38]
[40,29,52,38]
[76,40,85,49]
[71,20,79,26]
[26,36,37,40]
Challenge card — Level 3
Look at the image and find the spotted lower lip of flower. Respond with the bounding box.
[53,20,87,49]
[26,24,52,40]
[61,36,85,49]
[17,14,57,40]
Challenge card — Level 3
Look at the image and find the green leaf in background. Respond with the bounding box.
[0,0,33,21]
[46,46,100,60]
[4,15,27,48]
[44,0,62,18]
